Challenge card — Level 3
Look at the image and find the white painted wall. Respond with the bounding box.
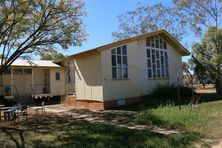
[101,37,182,101]
[64,36,183,102]
[72,52,103,101]
[2,67,65,96]
[49,68,66,96]
[101,41,141,101]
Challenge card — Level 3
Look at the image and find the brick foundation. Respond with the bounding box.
[76,100,105,110]
[64,96,143,110]
[63,96,76,106]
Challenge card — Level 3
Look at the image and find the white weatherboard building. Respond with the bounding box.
[60,29,190,109]
[2,30,190,109]
[1,59,66,103]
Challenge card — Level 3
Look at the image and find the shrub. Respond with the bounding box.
[144,85,194,106]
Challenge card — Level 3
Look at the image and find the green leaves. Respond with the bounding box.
[0,0,86,72]
[192,27,222,82]
[40,47,65,61]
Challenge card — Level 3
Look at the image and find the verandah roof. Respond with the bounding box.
[1,59,61,68]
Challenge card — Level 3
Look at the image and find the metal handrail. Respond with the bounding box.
[60,83,75,103]
[66,83,75,95]
[60,85,67,103]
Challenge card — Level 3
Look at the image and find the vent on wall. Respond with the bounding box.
[117,99,126,106]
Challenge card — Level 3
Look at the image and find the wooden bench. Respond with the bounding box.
[4,108,16,121]
[16,104,28,121]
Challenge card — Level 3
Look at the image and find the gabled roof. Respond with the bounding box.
[4,59,61,68]
[62,29,190,61]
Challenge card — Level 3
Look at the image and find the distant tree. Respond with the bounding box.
[190,56,208,87]
[173,0,222,94]
[40,48,65,61]
[0,0,86,74]
[182,61,189,69]
[114,0,222,41]
[112,3,188,41]
[173,0,222,36]
[192,27,222,95]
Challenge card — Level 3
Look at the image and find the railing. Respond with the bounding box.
[66,83,75,95]
[60,83,75,103]
[31,84,50,95]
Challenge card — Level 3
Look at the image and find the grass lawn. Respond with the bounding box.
[1,100,222,147]
[134,100,222,146]
[0,114,189,148]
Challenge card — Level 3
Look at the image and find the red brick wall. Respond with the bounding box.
[64,96,143,110]
[76,100,104,110]
[63,96,76,106]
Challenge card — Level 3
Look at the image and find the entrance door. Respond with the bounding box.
[67,63,75,84]
[14,68,32,95]
[66,63,75,95]
[44,71,50,93]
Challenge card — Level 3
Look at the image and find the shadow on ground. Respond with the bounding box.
[0,113,200,147]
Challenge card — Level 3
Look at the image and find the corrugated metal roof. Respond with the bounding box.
[3,59,61,67]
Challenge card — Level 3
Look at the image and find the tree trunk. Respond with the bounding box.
[216,78,222,96]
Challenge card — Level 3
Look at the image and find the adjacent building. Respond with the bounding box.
[1,59,66,103]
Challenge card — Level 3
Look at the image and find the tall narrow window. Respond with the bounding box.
[147,49,152,78]
[146,35,169,79]
[67,63,71,83]
[111,45,128,79]
[55,72,60,80]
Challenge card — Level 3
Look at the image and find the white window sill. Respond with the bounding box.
[147,78,169,80]
[111,78,130,81]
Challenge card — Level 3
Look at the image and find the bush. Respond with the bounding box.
[144,85,194,106]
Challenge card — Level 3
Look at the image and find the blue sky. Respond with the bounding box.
[62,0,199,62]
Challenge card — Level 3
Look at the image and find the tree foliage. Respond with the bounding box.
[0,0,86,73]
[192,27,222,76]
[192,27,222,94]
[173,0,222,35]
[190,56,210,85]
[112,3,188,41]
[114,0,222,41]
[40,48,65,61]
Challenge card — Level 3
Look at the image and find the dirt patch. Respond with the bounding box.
[194,84,216,94]
[30,104,75,113]
[212,140,222,148]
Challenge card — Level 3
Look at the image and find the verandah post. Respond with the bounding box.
[11,68,13,96]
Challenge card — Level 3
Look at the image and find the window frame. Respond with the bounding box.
[23,69,32,74]
[55,72,61,81]
[14,68,23,74]
[111,45,128,80]
[146,35,169,79]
